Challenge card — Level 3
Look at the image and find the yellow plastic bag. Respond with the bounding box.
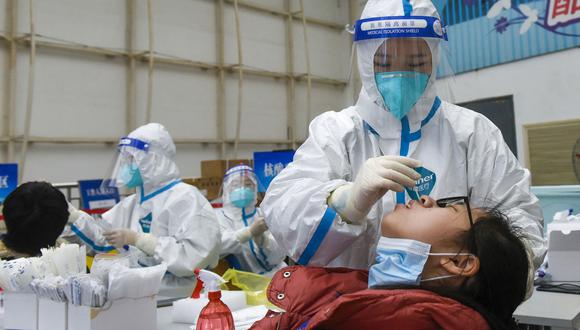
[221,269,271,306]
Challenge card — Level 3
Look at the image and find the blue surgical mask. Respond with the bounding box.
[119,162,143,189]
[368,237,471,288]
[229,187,255,208]
[375,71,429,120]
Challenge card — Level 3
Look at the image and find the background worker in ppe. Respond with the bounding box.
[262,0,545,271]
[70,123,220,296]
[217,164,286,276]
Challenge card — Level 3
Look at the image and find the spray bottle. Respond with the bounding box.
[194,268,234,330]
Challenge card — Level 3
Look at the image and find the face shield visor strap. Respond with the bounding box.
[353,16,448,42]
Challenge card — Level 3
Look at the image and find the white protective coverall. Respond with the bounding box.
[217,165,286,276]
[262,0,546,270]
[71,123,220,296]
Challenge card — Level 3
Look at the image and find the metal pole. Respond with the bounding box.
[3,0,18,163]
[232,0,244,159]
[216,0,227,159]
[125,0,137,132]
[145,0,155,123]
[284,0,296,150]
[19,0,37,182]
[299,0,313,130]
[349,0,362,101]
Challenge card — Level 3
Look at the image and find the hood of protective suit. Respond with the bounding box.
[355,0,443,133]
[125,123,180,195]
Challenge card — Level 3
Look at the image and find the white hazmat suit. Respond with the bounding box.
[217,165,286,275]
[262,0,545,270]
[71,123,220,296]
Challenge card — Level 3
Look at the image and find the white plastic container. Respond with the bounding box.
[67,296,156,330]
[38,298,67,330]
[547,221,580,282]
[4,292,38,330]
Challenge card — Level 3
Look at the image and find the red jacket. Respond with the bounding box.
[250,266,489,330]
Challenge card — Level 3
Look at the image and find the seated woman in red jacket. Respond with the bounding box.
[251,196,530,330]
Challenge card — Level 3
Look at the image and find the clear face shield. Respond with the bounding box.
[354,15,455,117]
[102,137,151,190]
[222,165,258,209]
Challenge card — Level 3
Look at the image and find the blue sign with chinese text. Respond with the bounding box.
[0,163,18,205]
[253,150,296,192]
[78,179,120,210]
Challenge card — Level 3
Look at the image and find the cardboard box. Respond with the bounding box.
[201,159,253,179]
[67,296,156,330]
[38,298,67,330]
[4,292,39,330]
[183,177,223,201]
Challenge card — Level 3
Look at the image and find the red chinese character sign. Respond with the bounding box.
[547,0,580,28]
[487,0,580,36]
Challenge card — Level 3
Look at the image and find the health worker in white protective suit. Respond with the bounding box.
[262,0,546,271]
[70,123,220,296]
[217,164,286,276]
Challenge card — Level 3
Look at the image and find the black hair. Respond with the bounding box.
[2,181,70,256]
[427,208,530,329]
[376,208,529,329]
[457,208,530,328]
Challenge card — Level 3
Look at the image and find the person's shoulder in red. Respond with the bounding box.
[250,266,488,330]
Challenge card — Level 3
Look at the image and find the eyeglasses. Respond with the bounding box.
[436,196,474,227]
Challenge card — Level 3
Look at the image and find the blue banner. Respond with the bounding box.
[78,179,120,210]
[0,163,18,205]
[437,0,580,75]
[253,150,296,192]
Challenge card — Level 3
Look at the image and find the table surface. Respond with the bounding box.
[157,306,192,330]
[514,288,580,328]
[1,289,578,329]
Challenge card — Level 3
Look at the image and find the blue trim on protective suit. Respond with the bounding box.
[363,122,379,136]
[297,207,337,265]
[140,180,181,204]
[71,224,116,252]
[421,97,441,127]
[225,254,243,270]
[403,0,413,16]
[397,97,441,204]
[242,208,273,273]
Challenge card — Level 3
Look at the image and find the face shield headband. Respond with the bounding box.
[118,137,150,152]
[354,16,448,42]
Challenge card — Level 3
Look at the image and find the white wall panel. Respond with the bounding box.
[224,75,287,140]
[436,47,580,162]
[12,48,126,138]
[134,64,218,139]
[294,83,351,140]
[292,22,351,80]
[289,0,349,24]
[18,0,126,50]
[223,6,287,73]
[20,143,114,183]
[175,144,219,178]
[0,0,352,183]
[241,0,285,12]
[134,0,216,63]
